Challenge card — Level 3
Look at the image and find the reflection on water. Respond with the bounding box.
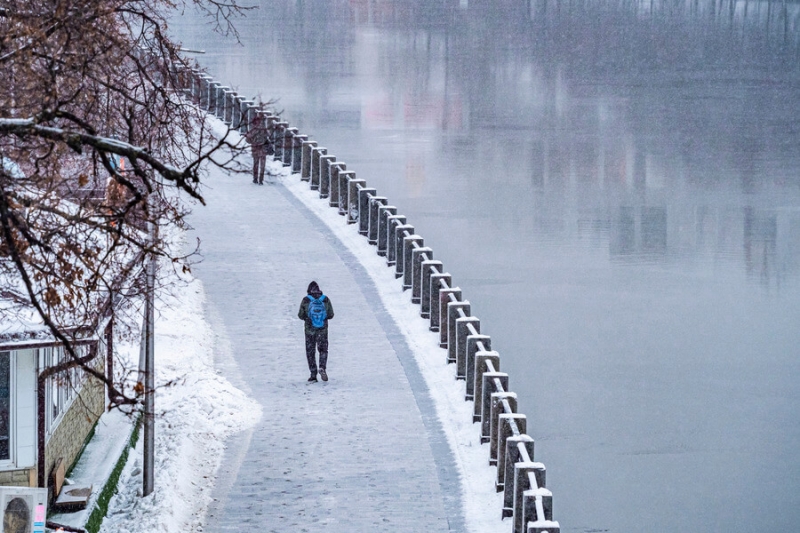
[171,1,800,531]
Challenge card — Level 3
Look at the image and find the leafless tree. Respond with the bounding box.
[0,0,251,408]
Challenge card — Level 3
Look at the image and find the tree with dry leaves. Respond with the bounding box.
[0,0,250,409]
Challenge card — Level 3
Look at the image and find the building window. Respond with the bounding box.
[41,346,86,439]
[0,352,9,461]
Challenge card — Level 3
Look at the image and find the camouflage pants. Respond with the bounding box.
[305,328,328,374]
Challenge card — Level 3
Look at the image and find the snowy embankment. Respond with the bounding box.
[275,164,508,533]
[98,244,261,533]
[98,156,505,531]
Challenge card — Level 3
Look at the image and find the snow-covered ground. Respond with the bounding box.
[97,249,262,533]
[90,155,517,532]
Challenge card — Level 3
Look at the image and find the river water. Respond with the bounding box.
[170,2,800,531]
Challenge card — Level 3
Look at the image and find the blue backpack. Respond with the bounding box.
[307,295,327,328]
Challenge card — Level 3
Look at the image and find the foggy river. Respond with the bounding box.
[170,1,800,531]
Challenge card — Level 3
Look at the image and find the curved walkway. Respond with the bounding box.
[187,162,463,532]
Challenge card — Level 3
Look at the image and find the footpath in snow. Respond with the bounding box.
[97,150,508,532]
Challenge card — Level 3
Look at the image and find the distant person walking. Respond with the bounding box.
[245,113,272,185]
[298,281,335,382]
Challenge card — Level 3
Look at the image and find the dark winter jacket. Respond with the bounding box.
[298,281,334,334]
[246,117,272,155]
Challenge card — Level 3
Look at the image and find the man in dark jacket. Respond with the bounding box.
[297,281,335,382]
[245,113,272,185]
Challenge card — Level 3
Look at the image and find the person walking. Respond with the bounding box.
[245,112,271,185]
[298,281,335,382]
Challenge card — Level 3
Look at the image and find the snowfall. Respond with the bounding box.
[64,144,526,533]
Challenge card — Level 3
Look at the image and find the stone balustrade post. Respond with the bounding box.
[310,147,326,190]
[215,86,228,119]
[208,82,220,115]
[199,76,213,109]
[428,272,450,330]
[337,170,356,216]
[447,301,471,363]
[346,178,366,224]
[283,128,298,166]
[368,196,388,244]
[489,393,519,462]
[377,207,398,256]
[494,412,525,488]
[319,154,337,195]
[328,162,346,203]
[402,236,424,290]
[292,134,307,173]
[411,248,433,304]
[301,140,317,181]
[358,188,377,235]
[437,287,461,346]
[421,262,443,318]
[242,101,256,133]
[515,467,549,533]
[466,335,491,400]
[473,351,500,421]
[523,487,555,533]
[493,400,522,475]
[223,90,236,124]
[502,435,536,518]
[479,371,507,437]
[455,317,480,380]
[389,222,413,269]
[272,121,288,161]
[232,95,244,130]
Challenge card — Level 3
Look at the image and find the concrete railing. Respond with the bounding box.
[181,67,561,533]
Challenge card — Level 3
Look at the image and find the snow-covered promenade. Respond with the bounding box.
[187,159,465,532]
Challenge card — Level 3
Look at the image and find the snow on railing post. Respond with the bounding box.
[319,154,337,195]
[411,247,433,303]
[189,69,201,102]
[480,371,508,440]
[358,188,376,236]
[309,146,326,190]
[223,89,236,125]
[502,435,536,517]
[214,85,227,119]
[474,352,500,422]
[292,134,307,173]
[244,100,256,132]
[328,162,346,204]
[493,403,522,474]
[456,317,480,379]
[466,335,491,399]
[283,128,298,166]
[402,235,424,290]
[232,95,244,130]
[272,121,288,161]
[301,140,317,181]
[447,302,471,363]
[421,262,443,318]
[391,224,414,273]
[383,214,405,264]
[377,207,398,257]
[513,464,547,533]
[207,81,218,114]
[427,272,450,329]
[437,287,461,347]
[346,176,366,224]
[494,409,524,486]
[524,491,557,533]
[368,196,388,244]
[200,76,213,110]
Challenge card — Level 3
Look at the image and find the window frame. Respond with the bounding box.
[0,351,15,467]
[41,345,86,441]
